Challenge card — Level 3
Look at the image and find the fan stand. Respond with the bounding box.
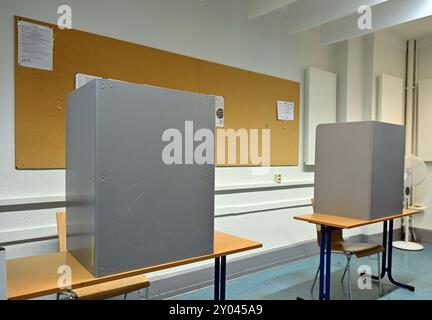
[393,155,427,251]
[392,215,424,251]
[393,195,424,251]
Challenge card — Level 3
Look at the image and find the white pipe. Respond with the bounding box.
[404,216,410,243]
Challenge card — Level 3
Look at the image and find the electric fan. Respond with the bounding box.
[393,155,428,251]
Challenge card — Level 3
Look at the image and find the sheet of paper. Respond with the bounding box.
[277,100,295,121]
[215,96,225,128]
[75,73,103,89]
[18,20,53,71]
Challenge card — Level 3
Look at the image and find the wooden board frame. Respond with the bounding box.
[14,16,300,169]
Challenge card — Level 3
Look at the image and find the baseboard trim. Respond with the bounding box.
[413,228,432,244]
[361,229,402,244]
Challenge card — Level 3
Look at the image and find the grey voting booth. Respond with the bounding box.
[314,121,405,220]
[66,80,215,277]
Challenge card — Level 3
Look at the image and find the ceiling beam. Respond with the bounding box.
[283,0,388,34]
[320,0,432,45]
[248,0,299,20]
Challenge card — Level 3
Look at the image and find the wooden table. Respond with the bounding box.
[7,231,262,300]
[294,209,421,300]
[295,209,419,229]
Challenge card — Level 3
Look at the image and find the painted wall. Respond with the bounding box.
[0,0,338,263]
[371,30,407,120]
[335,38,365,122]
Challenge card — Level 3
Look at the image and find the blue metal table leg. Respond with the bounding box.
[372,221,388,281]
[370,220,415,292]
[325,226,333,300]
[387,220,415,292]
[381,221,388,279]
[318,226,326,300]
[221,256,227,300]
[214,257,220,300]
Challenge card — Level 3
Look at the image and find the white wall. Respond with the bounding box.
[371,30,407,120]
[0,0,338,261]
[335,41,349,122]
[335,38,365,122]
[347,37,368,121]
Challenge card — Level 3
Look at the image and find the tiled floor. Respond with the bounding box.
[171,244,432,300]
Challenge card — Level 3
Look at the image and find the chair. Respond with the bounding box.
[310,200,384,300]
[55,212,150,300]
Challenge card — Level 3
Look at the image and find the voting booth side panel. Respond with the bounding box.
[314,122,373,220]
[370,122,405,219]
[67,80,215,277]
[66,81,98,275]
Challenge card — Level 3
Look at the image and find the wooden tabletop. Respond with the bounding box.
[294,209,420,229]
[7,231,262,300]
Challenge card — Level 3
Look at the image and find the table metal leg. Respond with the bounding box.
[387,220,415,292]
[318,225,333,300]
[381,221,388,279]
[221,256,227,301]
[214,257,220,301]
[372,221,387,281]
[370,220,415,292]
[325,226,333,300]
[214,256,227,301]
[318,226,326,300]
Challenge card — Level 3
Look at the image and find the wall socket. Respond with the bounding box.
[275,173,282,184]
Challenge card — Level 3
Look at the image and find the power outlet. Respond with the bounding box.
[275,173,282,184]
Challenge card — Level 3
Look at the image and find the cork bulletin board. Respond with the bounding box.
[14,16,300,169]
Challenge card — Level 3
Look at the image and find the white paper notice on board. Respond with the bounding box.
[18,20,53,71]
[215,96,225,128]
[75,73,103,89]
[277,100,295,121]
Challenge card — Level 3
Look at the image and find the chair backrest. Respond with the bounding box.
[315,225,344,246]
[311,199,344,246]
[56,212,67,252]
[55,211,150,299]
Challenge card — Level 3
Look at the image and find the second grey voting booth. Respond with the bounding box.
[66,79,215,277]
[314,121,405,220]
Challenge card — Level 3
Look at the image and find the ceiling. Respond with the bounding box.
[246,0,432,45]
[390,16,432,40]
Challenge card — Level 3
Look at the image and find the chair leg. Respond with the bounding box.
[138,287,150,300]
[57,291,78,300]
[340,257,350,283]
[124,293,128,300]
[347,255,352,300]
[377,253,383,296]
[311,265,320,294]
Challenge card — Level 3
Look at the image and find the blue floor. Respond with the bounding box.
[171,244,432,300]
